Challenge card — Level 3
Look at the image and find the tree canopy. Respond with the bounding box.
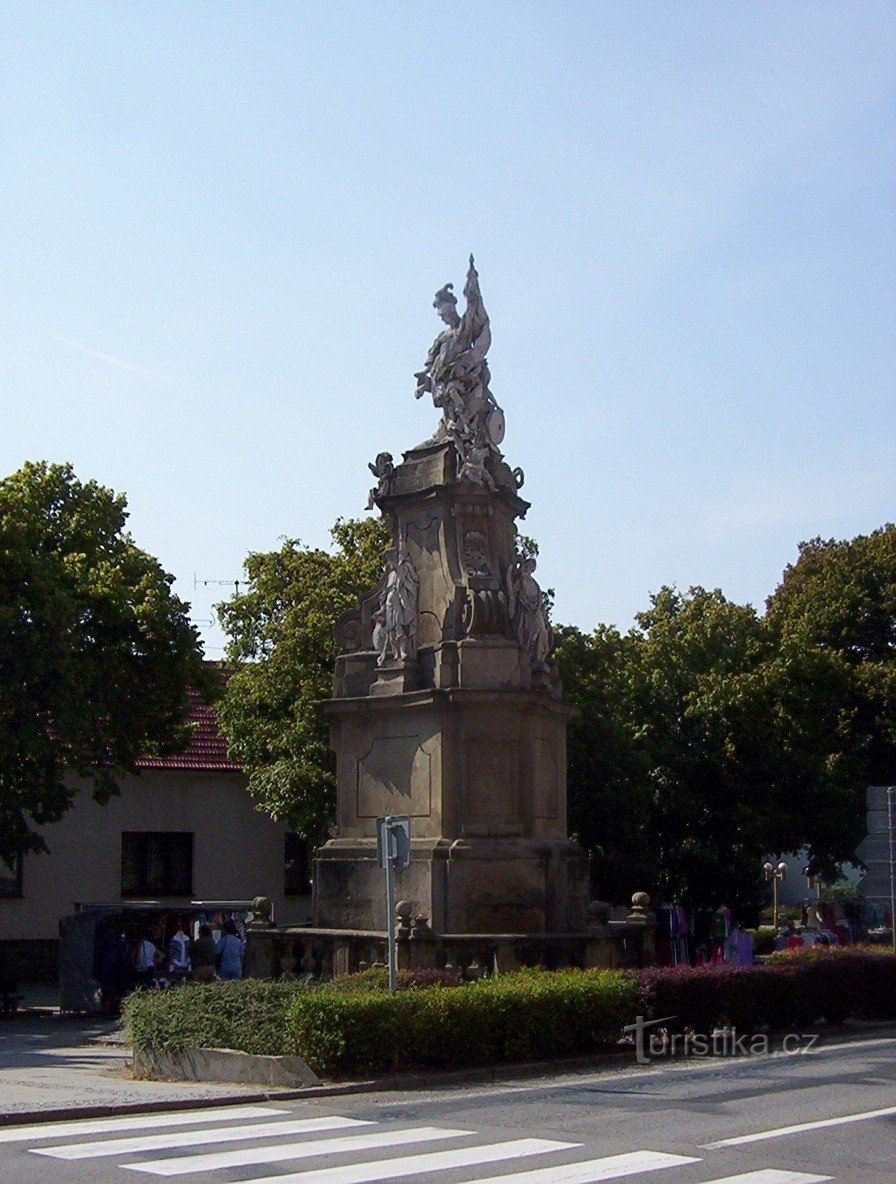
[0,461,210,865]
[559,527,896,907]
[215,516,390,841]
[218,513,895,909]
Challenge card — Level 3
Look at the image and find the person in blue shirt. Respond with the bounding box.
[215,919,245,981]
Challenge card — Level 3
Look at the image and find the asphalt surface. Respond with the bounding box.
[1,1031,894,1183]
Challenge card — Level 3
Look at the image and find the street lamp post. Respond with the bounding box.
[763,860,789,931]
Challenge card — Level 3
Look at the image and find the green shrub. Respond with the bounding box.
[124,979,309,1055]
[125,952,896,1079]
[636,952,896,1034]
[323,966,463,993]
[285,968,638,1076]
[125,968,637,1077]
[744,927,777,956]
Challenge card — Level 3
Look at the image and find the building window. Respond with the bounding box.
[0,855,23,899]
[285,833,311,896]
[121,833,193,897]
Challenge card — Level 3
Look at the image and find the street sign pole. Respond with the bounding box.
[377,815,410,994]
[384,830,397,993]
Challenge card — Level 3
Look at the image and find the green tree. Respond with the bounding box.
[560,527,896,906]
[554,622,652,902]
[216,517,390,841]
[763,525,896,875]
[623,586,777,907]
[0,461,210,865]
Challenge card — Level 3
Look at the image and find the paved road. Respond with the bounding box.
[1,1033,894,1183]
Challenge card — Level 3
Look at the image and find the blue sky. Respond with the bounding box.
[2,2,893,654]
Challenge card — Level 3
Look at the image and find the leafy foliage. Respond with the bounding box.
[559,526,896,906]
[124,978,312,1057]
[215,517,390,838]
[126,967,639,1076]
[637,951,896,1032]
[0,461,210,864]
[125,954,896,1076]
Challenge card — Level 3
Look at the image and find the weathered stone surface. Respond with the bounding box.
[133,1046,320,1087]
[314,258,589,936]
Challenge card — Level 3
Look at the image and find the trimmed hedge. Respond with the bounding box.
[286,968,637,1076]
[125,968,637,1077]
[125,952,896,1080]
[637,952,896,1034]
[124,978,310,1058]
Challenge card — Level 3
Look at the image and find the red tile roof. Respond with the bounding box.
[136,688,242,772]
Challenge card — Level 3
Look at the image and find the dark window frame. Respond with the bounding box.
[0,854,23,899]
[121,832,193,897]
[284,833,311,896]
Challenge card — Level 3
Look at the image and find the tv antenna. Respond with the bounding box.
[193,575,245,596]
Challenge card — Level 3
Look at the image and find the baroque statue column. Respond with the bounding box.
[313,257,589,935]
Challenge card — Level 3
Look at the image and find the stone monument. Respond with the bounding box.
[314,257,589,935]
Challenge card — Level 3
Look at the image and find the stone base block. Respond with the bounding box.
[314,835,589,935]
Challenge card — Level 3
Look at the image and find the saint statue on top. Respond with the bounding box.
[414,256,505,470]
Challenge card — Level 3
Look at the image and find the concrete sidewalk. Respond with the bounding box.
[0,1014,260,1120]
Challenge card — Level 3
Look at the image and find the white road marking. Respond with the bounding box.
[233,1139,581,1184]
[0,1105,289,1144]
[449,1149,699,1182]
[124,1125,474,1176]
[31,1115,371,1159]
[699,1173,832,1183]
[384,1034,896,1109]
[703,1104,896,1147]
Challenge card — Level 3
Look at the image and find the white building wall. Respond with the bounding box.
[0,769,311,942]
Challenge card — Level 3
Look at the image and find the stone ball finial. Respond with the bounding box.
[631,892,651,910]
[395,899,414,938]
[249,896,273,927]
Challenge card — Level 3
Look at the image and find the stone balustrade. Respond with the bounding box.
[243,894,656,982]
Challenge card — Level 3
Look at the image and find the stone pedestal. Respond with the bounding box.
[314,437,589,936]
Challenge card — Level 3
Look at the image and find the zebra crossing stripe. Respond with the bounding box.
[31,1116,372,1160]
[697,1173,832,1183]
[0,1105,289,1143]
[229,1139,581,1184]
[703,1105,896,1148]
[124,1125,475,1176]
[448,1150,700,1183]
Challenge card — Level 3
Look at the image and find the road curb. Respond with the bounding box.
[4,1021,896,1127]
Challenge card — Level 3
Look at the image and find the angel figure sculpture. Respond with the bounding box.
[414,256,505,466]
[506,556,550,665]
[365,452,394,510]
[457,431,497,491]
[375,537,419,665]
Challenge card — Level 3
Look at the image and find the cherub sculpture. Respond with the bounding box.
[365,452,394,510]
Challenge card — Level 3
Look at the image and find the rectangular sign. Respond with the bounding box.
[376,815,410,870]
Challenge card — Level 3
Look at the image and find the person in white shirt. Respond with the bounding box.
[168,917,192,980]
[134,931,161,988]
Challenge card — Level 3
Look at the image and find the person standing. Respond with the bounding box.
[133,929,162,988]
[191,924,217,983]
[168,917,192,982]
[215,920,244,981]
